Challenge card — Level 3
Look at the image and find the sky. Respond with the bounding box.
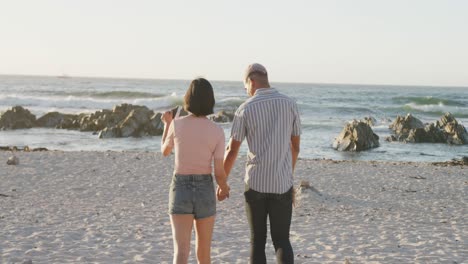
[0,0,467,86]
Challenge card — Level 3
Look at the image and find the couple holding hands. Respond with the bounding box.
[161,63,301,264]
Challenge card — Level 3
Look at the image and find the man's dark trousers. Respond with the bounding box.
[244,186,294,264]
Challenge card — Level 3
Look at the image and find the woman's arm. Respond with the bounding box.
[160,111,174,156]
[214,158,230,200]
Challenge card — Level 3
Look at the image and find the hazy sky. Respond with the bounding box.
[1,0,467,86]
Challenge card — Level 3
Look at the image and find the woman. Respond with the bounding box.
[161,78,230,264]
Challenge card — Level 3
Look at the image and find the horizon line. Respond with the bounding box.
[1,73,467,89]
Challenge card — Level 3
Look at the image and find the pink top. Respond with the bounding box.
[163,115,225,175]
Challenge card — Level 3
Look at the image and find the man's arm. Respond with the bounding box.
[224,138,242,176]
[291,135,300,172]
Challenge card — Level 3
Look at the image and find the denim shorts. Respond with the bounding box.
[168,174,216,219]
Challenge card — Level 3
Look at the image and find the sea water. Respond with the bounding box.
[1,75,467,162]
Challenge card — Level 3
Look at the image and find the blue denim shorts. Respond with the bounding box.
[168,174,216,219]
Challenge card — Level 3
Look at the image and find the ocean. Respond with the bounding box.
[0,75,467,162]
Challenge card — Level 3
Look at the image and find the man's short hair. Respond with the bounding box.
[184,78,215,116]
[244,63,268,82]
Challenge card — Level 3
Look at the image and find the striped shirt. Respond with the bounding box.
[230,88,301,194]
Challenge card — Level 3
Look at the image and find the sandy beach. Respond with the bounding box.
[0,151,466,264]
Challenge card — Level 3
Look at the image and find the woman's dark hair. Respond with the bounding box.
[184,78,215,116]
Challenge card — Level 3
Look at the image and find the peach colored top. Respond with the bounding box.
[163,115,225,175]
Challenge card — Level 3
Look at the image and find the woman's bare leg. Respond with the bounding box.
[194,215,215,264]
[170,214,194,264]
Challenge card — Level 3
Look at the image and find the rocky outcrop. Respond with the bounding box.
[78,109,118,132]
[119,108,152,137]
[333,120,379,151]
[388,114,424,141]
[1,104,232,138]
[98,105,155,138]
[0,106,37,130]
[405,123,447,143]
[36,112,79,128]
[436,113,468,145]
[98,105,189,138]
[58,114,81,129]
[387,113,467,145]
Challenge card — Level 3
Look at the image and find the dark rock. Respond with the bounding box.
[406,123,447,143]
[78,114,96,131]
[36,112,78,128]
[385,135,398,142]
[7,156,19,165]
[436,112,457,128]
[58,116,80,129]
[362,116,377,127]
[145,112,164,136]
[32,147,48,152]
[118,108,153,137]
[299,180,312,189]
[0,146,47,152]
[0,106,37,130]
[37,112,63,127]
[98,105,159,138]
[210,110,235,123]
[171,106,189,119]
[333,120,380,151]
[98,127,121,139]
[388,112,467,145]
[3,104,204,139]
[77,104,152,135]
[436,113,468,145]
[389,113,424,139]
[432,156,468,166]
[78,110,117,131]
[112,103,146,117]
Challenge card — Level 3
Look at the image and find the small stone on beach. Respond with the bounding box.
[409,176,426,180]
[7,156,19,165]
[299,180,311,189]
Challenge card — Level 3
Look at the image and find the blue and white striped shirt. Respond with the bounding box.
[231,88,302,194]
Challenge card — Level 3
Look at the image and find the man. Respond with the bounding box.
[222,63,301,263]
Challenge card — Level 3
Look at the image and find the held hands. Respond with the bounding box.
[161,111,173,125]
[216,184,230,201]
